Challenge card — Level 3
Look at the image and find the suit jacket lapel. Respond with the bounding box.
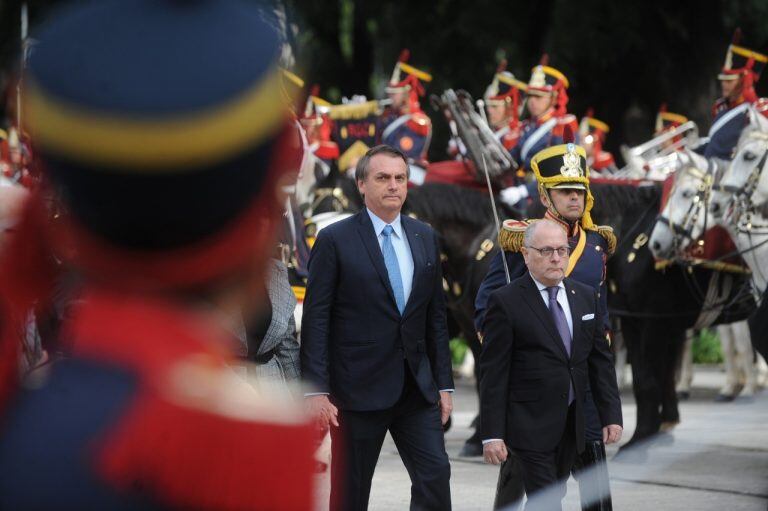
[564,279,586,360]
[356,210,399,311]
[520,274,569,361]
[401,216,424,319]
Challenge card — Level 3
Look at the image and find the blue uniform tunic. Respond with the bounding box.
[701,100,751,160]
[510,114,578,171]
[380,112,432,162]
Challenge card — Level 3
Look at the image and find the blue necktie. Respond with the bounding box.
[382,225,406,314]
[547,286,574,404]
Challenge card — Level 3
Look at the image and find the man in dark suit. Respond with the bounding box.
[301,144,454,510]
[480,219,622,511]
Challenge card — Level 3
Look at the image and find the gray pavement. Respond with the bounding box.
[315,366,768,510]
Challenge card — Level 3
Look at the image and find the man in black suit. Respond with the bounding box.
[301,144,454,510]
[480,219,622,511]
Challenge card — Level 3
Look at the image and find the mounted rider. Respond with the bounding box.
[697,29,768,161]
[485,60,527,151]
[301,85,340,169]
[380,50,433,184]
[579,109,617,174]
[500,55,579,208]
[448,59,526,159]
[475,143,617,511]
[655,103,689,137]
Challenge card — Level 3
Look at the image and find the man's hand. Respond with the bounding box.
[603,424,622,444]
[439,391,453,426]
[305,395,339,429]
[483,440,508,465]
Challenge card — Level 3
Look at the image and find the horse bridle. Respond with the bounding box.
[713,138,768,235]
[656,164,714,256]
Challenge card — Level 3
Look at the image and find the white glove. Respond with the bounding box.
[499,184,529,207]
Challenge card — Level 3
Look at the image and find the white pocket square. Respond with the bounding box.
[581,313,595,321]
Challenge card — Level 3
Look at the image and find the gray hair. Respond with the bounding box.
[355,144,409,182]
[524,219,564,247]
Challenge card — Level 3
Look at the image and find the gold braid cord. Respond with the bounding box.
[590,225,617,256]
[498,219,532,252]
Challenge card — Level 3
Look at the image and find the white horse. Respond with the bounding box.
[649,149,760,400]
[710,106,768,297]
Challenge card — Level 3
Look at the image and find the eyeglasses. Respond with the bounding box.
[525,246,571,257]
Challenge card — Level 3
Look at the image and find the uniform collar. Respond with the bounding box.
[544,208,581,238]
[537,108,556,124]
[367,208,404,238]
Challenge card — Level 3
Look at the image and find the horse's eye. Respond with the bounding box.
[682,189,694,199]
[744,151,757,161]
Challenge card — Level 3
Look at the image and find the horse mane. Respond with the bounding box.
[588,181,662,227]
[405,183,498,230]
[736,119,761,150]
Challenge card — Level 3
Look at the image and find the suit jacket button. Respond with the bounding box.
[561,392,567,398]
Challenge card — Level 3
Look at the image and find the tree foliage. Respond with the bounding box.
[288,0,768,162]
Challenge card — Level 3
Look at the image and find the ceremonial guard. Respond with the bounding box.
[475,144,617,510]
[485,61,527,150]
[301,85,340,171]
[698,29,768,160]
[449,60,526,158]
[654,104,689,136]
[500,56,579,207]
[579,109,617,174]
[0,2,315,509]
[380,50,433,183]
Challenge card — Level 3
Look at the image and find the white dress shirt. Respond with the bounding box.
[530,274,573,338]
[483,275,572,445]
[367,208,414,304]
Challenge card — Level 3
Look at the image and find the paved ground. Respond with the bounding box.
[315,366,768,510]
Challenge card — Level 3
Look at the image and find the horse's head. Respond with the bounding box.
[711,106,768,223]
[650,150,713,260]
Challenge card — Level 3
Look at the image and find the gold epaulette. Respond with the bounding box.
[498,219,532,252]
[592,225,617,256]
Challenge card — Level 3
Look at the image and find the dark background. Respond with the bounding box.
[3,0,768,164]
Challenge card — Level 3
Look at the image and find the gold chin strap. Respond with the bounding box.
[540,185,596,233]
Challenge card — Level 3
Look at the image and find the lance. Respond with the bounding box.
[476,98,489,126]
[481,154,511,284]
[17,3,29,131]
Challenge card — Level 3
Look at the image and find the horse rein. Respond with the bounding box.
[656,163,714,258]
[713,132,768,234]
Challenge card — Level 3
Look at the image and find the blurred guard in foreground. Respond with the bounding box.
[0,1,315,509]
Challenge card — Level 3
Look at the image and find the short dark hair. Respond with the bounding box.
[355,144,409,182]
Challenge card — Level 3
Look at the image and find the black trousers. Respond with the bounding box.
[513,404,578,511]
[330,365,451,511]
